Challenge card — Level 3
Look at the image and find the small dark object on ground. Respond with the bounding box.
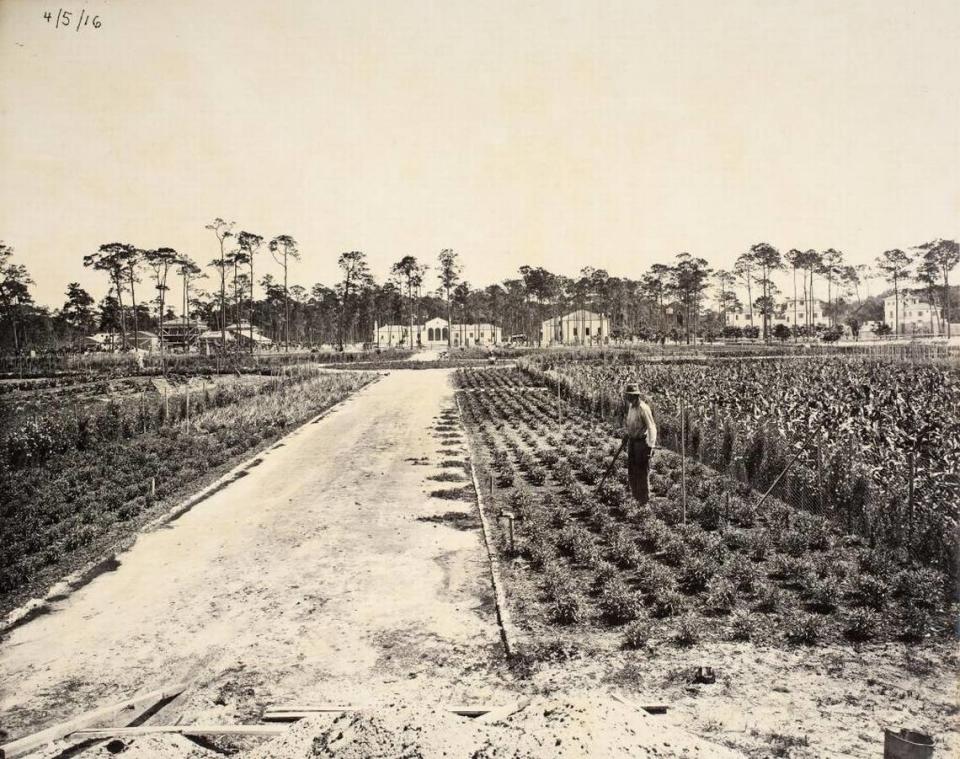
[694,666,716,684]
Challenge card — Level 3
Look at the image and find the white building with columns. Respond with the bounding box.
[375,317,502,348]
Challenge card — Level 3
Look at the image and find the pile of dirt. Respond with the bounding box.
[472,695,744,758]
[246,703,483,758]
[245,696,744,757]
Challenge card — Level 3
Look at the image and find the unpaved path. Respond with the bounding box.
[0,369,508,744]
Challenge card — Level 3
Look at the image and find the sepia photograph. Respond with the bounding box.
[0,0,957,756]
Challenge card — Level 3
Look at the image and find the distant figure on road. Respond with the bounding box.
[623,383,657,505]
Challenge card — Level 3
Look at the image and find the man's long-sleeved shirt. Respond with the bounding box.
[625,401,657,448]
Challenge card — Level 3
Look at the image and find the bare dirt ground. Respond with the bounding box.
[0,369,515,754]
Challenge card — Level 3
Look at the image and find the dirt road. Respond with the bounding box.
[0,369,508,742]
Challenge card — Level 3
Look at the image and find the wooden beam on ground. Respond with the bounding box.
[262,711,353,722]
[640,704,670,715]
[473,698,532,723]
[446,706,497,718]
[67,725,287,741]
[610,692,670,715]
[263,704,358,714]
[0,682,188,759]
[262,704,520,721]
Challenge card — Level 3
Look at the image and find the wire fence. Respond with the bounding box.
[540,340,960,365]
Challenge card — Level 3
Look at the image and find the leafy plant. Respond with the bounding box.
[678,554,717,593]
[727,610,757,641]
[753,582,785,613]
[623,616,654,650]
[549,590,587,625]
[785,613,822,645]
[674,613,704,646]
[705,576,737,613]
[843,608,881,641]
[599,577,643,623]
[845,572,891,610]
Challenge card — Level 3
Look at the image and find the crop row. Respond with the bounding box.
[517,354,960,575]
[456,368,952,647]
[0,367,328,470]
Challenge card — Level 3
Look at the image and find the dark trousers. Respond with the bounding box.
[627,438,652,505]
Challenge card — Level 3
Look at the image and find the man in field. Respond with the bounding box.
[623,383,657,505]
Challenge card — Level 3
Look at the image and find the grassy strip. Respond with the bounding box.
[0,371,376,608]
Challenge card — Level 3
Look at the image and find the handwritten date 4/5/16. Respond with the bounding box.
[44,9,102,31]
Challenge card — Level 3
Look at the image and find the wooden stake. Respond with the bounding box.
[755,451,801,510]
[498,511,516,552]
[680,399,687,525]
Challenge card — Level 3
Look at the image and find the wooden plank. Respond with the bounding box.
[640,704,669,715]
[264,704,358,714]
[609,692,670,715]
[263,706,501,720]
[0,682,188,759]
[262,712,345,722]
[68,725,287,740]
[474,698,532,724]
[446,706,494,718]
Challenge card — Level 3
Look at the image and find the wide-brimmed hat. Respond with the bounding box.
[624,383,641,397]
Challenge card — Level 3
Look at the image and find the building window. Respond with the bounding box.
[442,327,448,340]
[586,327,591,336]
[573,327,578,337]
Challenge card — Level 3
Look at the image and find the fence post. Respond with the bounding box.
[816,434,826,519]
[680,398,687,525]
[557,380,562,425]
[907,449,915,550]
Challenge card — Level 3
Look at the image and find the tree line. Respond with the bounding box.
[0,230,957,353]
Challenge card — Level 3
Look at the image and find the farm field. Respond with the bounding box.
[520,352,960,573]
[0,367,378,616]
[455,365,957,758]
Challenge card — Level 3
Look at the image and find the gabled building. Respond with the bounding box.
[540,310,610,346]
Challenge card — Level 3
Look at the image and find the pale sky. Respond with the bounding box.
[1,0,957,309]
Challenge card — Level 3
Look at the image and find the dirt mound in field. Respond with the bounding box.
[245,695,744,757]
[81,733,219,758]
[472,695,744,757]
[245,702,483,758]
